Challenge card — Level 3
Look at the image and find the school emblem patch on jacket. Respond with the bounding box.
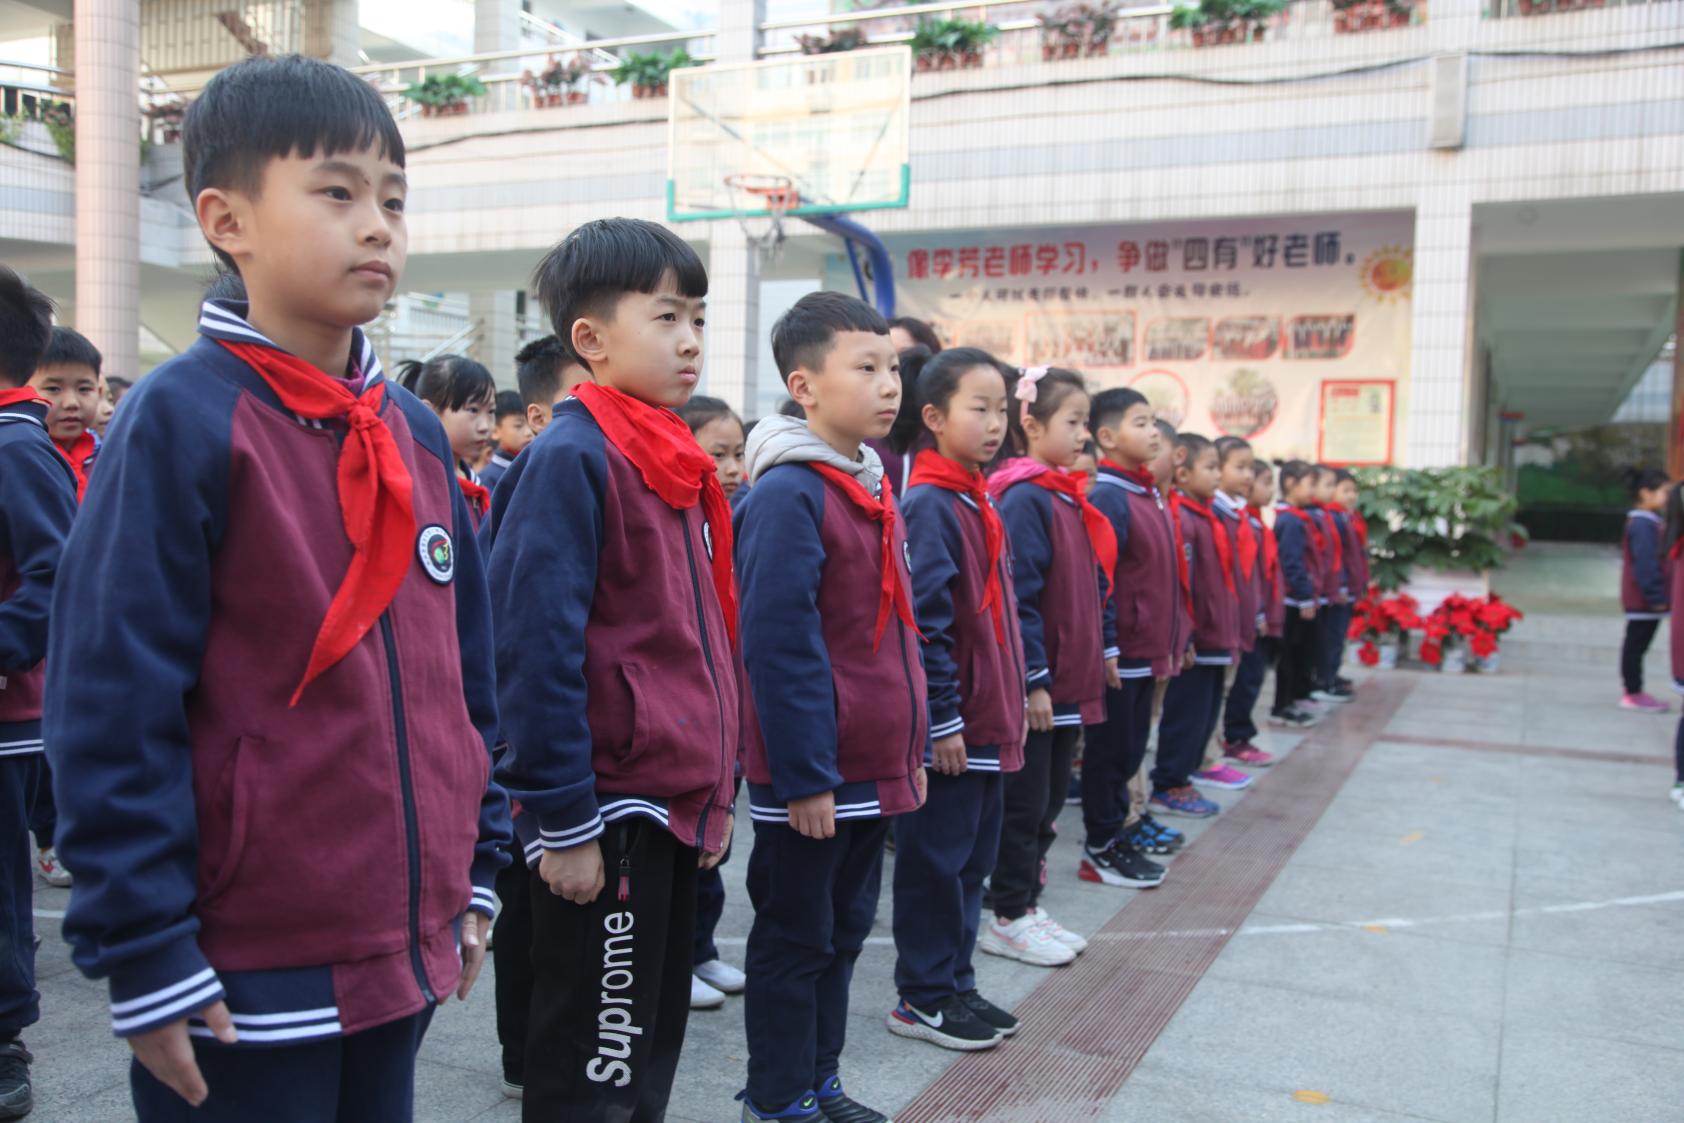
[418,525,455,584]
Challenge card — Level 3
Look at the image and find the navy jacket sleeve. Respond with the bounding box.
[902,486,965,742]
[1630,518,1667,607]
[488,415,607,850]
[735,466,844,801]
[44,371,233,1036]
[999,484,1054,689]
[439,436,511,917]
[1276,513,1315,603]
[0,436,76,672]
[1092,483,1132,660]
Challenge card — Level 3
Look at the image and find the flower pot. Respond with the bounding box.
[1439,647,1467,674]
[960,50,983,69]
[1378,640,1400,670]
[1475,651,1501,674]
[1192,28,1207,46]
[566,91,587,105]
[632,83,668,100]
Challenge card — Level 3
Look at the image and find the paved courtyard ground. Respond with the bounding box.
[22,542,1682,1122]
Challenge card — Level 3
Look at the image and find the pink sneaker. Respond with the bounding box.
[1222,740,1276,767]
[1620,692,1670,714]
[1191,763,1254,790]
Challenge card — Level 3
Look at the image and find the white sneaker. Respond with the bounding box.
[1673,782,1684,806]
[979,914,1076,967]
[1027,907,1087,954]
[37,847,71,888]
[694,958,746,994]
[690,973,726,1009]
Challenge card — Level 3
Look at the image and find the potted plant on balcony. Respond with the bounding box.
[144,97,188,142]
[524,53,591,108]
[909,16,999,71]
[1039,1,1121,60]
[611,47,694,100]
[797,27,866,54]
[1170,0,1285,46]
[404,73,488,117]
[1331,0,1415,33]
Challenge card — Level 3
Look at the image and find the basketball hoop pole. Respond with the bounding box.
[802,212,896,319]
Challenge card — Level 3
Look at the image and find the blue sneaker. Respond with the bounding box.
[1126,820,1172,855]
[1149,785,1219,818]
[739,1090,824,1122]
[1140,813,1186,852]
[815,1075,893,1123]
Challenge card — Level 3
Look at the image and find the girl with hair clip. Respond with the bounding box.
[397,353,497,529]
[1621,466,1673,712]
[1662,481,1684,804]
[986,367,1130,946]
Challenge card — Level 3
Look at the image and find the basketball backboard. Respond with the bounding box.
[666,45,913,224]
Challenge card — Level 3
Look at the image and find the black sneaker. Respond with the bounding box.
[886,995,1001,1051]
[0,1040,32,1120]
[1124,821,1171,855]
[1335,676,1354,691]
[814,1076,891,1123]
[1078,838,1165,888]
[1269,707,1315,728]
[1138,813,1186,853]
[957,990,1020,1037]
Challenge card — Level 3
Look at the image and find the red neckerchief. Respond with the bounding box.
[1174,491,1235,595]
[1100,458,1158,492]
[1164,493,1196,617]
[0,388,48,410]
[1310,503,1344,573]
[218,339,416,705]
[1248,504,1279,584]
[1227,496,1258,581]
[1329,502,1370,550]
[573,382,737,646]
[1277,504,1325,553]
[909,449,1007,644]
[1021,466,1120,583]
[810,462,920,650]
[53,431,96,501]
[458,473,490,521]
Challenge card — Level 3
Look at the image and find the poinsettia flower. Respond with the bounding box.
[1359,641,1380,666]
[1420,640,1442,665]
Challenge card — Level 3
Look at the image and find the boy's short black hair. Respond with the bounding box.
[1090,386,1149,432]
[1279,459,1315,488]
[778,397,807,420]
[495,390,525,423]
[1214,435,1252,466]
[1154,418,1177,440]
[183,55,406,274]
[1334,467,1358,486]
[771,291,889,383]
[515,334,575,408]
[40,326,102,377]
[0,267,55,387]
[106,376,133,396]
[531,219,707,362]
[677,394,741,436]
[204,268,249,305]
[1175,431,1213,462]
[889,315,942,352]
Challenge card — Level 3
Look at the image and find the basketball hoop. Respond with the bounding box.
[724,173,798,262]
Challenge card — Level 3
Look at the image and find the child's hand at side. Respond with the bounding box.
[788,791,836,839]
[130,1001,237,1107]
[539,840,605,904]
[700,813,735,870]
[932,733,968,776]
[1105,656,1121,690]
[456,911,488,1000]
[1182,647,1196,670]
[1028,688,1055,732]
[1301,603,1318,620]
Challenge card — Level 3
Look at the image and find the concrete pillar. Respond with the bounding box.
[1403,186,1475,467]
[475,0,521,55]
[73,0,141,381]
[470,290,520,389]
[303,0,359,66]
[705,0,768,417]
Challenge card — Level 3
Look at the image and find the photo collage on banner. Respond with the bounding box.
[873,211,1415,465]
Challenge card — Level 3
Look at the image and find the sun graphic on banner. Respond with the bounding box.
[1359,246,1414,303]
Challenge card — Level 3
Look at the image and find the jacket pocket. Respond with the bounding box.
[621,659,718,791]
[200,735,261,904]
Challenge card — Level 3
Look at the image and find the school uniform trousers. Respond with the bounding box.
[0,754,42,1042]
[1224,636,1279,744]
[991,727,1079,921]
[1317,603,1352,688]
[1274,610,1318,715]
[1154,662,1227,791]
[892,766,1003,1010]
[492,844,534,1086]
[1081,679,1155,849]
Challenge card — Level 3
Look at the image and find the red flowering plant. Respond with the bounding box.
[1348,588,1422,665]
[1418,593,1520,665]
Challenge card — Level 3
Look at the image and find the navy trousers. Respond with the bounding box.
[0,754,40,1038]
[891,769,1003,1009]
[744,817,889,1110]
[694,867,726,967]
[1318,604,1351,688]
[1081,679,1155,849]
[1154,664,1225,791]
[992,726,1079,921]
[1223,639,1277,745]
[131,1008,433,1122]
[491,849,533,1086]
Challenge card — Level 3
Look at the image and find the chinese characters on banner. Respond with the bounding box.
[875,212,1415,464]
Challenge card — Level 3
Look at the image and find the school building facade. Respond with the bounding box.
[2,0,1682,466]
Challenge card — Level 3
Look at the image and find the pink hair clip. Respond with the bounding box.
[1017,366,1050,404]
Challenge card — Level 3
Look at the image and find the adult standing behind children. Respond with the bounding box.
[488,218,737,1123]
[44,55,511,1122]
[735,292,928,1123]
[0,268,78,1121]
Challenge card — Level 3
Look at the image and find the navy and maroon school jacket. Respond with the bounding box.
[1214,492,1260,651]
[1335,509,1370,596]
[735,463,929,824]
[902,480,1028,773]
[1176,496,1241,664]
[1307,506,1343,605]
[997,479,1106,726]
[488,396,738,864]
[45,303,511,1045]
[1669,543,1684,690]
[1274,503,1321,611]
[1260,510,1285,637]
[0,396,78,756]
[1622,509,1669,619]
[1089,465,1181,679]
